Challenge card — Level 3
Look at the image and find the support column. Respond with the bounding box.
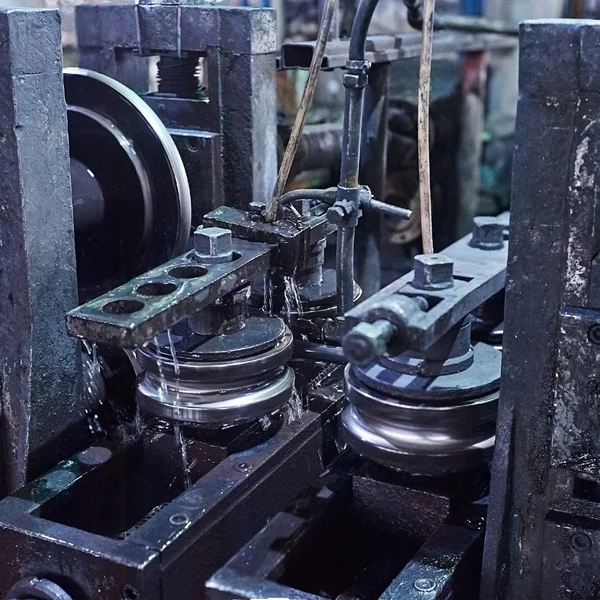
[357,62,389,298]
[0,8,85,492]
[483,20,600,599]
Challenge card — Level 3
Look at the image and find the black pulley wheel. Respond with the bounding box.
[64,68,191,300]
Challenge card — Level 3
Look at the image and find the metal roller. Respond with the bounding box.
[64,68,192,300]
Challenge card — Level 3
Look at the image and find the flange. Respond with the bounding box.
[135,318,295,424]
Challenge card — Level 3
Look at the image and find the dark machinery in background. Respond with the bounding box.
[0,1,597,600]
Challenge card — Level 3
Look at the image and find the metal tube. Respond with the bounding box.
[348,0,381,61]
[340,86,365,189]
[293,340,346,364]
[357,63,389,298]
[335,0,383,314]
[403,0,518,36]
[279,188,336,205]
[279,188,413,220]
[337,226,355,313]
[368,198,412,220]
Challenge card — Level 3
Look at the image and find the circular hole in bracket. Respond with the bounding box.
[136,281,178,297]
[168,265,208,279]
[102,299,145,315]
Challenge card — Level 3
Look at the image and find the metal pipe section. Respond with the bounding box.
[339,79,366,191]
[337,226,356,313]
[279,188,412,220]
[293,340,346,364]
[348,0,381,62]
[403,0,518,36]
[334,0,382,314]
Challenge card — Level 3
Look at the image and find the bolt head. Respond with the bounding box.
[326,204,349,225]
[343,73,361,88]
[248,201,265,215]
[413,578,436,592]
[469,216,504,250]
[570,532,592,552]
[412,254,454,290]
[343,322,387,367]
[194,227,233,263]
[589,323,600,345]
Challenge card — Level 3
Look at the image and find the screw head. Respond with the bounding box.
[169,513,190,526]
[570,532,592,552]
[413,577,436,592]
[469,216,504,250]
[413,253,454,290]
[194,227,233,264]
[589,324,600,345]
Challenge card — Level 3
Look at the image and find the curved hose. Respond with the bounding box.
[348,0,382,61]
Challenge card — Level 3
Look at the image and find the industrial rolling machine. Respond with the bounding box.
[0,206,508,599]
[3,0,583,597]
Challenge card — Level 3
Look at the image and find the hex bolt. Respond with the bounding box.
[343,320,397,367]
[469,216,504,250]
[327,201,353,225]
[194,227,233,264]
[412,253,454,291]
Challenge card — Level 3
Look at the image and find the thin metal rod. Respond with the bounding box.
[417,0,435,254]
[293,340,346,364]
[265,0,337,222]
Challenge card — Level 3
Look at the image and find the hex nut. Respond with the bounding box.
[343,320,396,367]
[412,253,454,290]
[326,205,347,225]
[343,73,361,88]
[469,216,504,250]
[194,227,233,264]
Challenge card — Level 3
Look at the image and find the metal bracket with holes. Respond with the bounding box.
[66,239,273,348]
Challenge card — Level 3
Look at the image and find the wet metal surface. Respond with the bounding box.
[66,239,273,348]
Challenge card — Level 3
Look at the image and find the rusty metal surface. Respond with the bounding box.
[0,8,87,493]
[66,239,273,348]
[203,205,333,276]
[482,20,600,600]
[345,216,508,353]
[76,4,277,213]
[0,408,330,599]
[206,453,486,600]
[281,31,518,70]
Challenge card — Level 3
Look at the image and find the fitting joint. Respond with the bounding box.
[344,60,370,89]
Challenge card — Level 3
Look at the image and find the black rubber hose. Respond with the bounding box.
[348,0,381,60]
